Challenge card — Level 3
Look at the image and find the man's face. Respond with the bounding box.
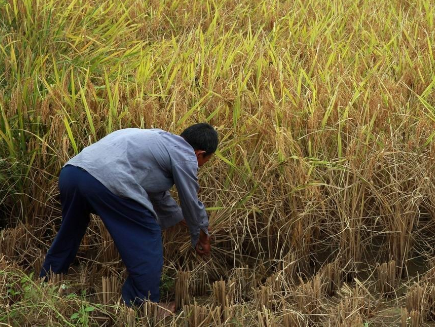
[195,150,213,167]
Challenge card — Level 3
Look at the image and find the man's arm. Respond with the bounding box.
[148,191,184,229]
[172,161,209,248]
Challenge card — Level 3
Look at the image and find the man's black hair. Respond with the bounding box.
[181,123,218,156]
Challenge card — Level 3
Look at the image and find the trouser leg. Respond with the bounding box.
[41,165,163,305]
[40,165,92,277]
[84,175,163,304]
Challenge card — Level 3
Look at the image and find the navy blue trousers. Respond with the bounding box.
[40,165,163,305]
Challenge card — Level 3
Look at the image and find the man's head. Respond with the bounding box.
[181,123,218,167]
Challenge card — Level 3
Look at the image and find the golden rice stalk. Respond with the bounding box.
[410,310,422,327]
[115,307,136,327]
[212,280,229,308]
[426,285,435,321]
[0,225,31,259]
[49,272,64,285]
[319,260,342,296]
[96,220,120,264]
[254,285,272,310]
[126,308,136,327]
[257,306,277,327]
[294,274,324,324]
[401,308,409,327]
[405,282,435,323]
[282,310,306,327]
[183,302,222,327]
[212,280,234,321]
[190,270,209,297]
[406,283,426,313]
[175,270,191,309]
[101,275,120,305]
[228,266,254,302]
[139,301,159,327]
[329,297,364,327]
[376,260,397,296]
[265,271,286,295]
[339,282,374,318]
[281,252,298,285]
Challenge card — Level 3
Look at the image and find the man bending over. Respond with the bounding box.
[40,123,218,312]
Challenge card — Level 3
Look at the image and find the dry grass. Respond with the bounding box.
[1,0,435,326]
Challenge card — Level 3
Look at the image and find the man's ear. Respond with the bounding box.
[194,150,206,157]
[194,149,211,166]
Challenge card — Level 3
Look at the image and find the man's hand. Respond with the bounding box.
[195,229,211,258]
[179,219,188,229]
[178,219,211,257]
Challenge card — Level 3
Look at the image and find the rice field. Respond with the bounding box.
[1,0,435,326]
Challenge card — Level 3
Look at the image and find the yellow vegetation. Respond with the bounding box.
[0,0,435,325]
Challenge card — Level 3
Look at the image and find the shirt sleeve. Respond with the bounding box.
[148,191,184,230]
[172,161,209,247]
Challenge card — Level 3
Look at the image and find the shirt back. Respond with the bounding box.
[66,128,208,246]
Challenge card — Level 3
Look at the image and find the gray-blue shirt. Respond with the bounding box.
[66,128,208,247]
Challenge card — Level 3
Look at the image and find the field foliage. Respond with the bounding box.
[1,0,435,326]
